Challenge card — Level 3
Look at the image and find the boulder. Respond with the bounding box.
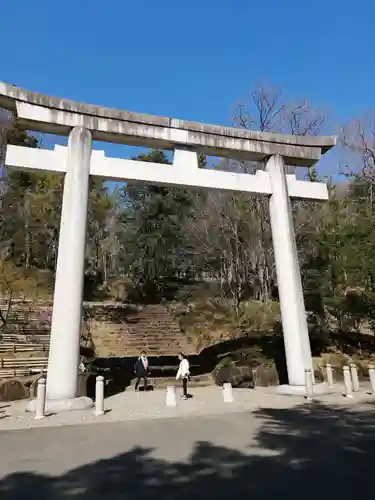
[253,365,279,387]
[0,379,29,402]
[213,358,255,388]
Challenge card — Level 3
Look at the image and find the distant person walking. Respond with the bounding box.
[79,356,86,373]
[134,350,150,391]
[176,352,190,400]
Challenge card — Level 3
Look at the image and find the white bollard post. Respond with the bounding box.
[34,377,46,420]
[350,364,360,392]
[304,369,313,401]
[223,382,234,403]
[166,386,177,407]
[252,369,257,389]
[95,376,105,416]
[343,366,353,398]
[368,365,375,395]
[326,364,334,388]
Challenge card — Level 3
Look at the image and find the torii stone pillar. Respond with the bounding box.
[266,155,314,392]
[27,126,93,412]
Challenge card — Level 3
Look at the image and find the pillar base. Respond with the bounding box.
[275,382,333,396]
[26,396,93,413]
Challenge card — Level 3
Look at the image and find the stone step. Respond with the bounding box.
[133,323,181,327]
[122,340,187,346]
[130,314,178,319]
[102,347,196,356]
[122,345,188,350]
[97,342,190,349]
[123,346,189,351]
[129,326,182,335]
[95,337,188,345]
[125,338,187,342]
[133,318,177,321]
[129,317,179,323]
[119,335,188,341]
[129,330,183,336]
[122,333,186,339]
[103,352,193,358]
[121,348,191,354]
[127,336,184,341]
[130,318,180,323]
[120,341,187,346]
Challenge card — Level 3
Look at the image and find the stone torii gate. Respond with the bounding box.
[0,82,336,411]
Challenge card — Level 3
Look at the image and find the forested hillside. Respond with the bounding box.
[1,86,375,354]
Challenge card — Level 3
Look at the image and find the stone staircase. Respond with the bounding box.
[92,304,196,358]
[0,299,196,359]
[0,300,207,389]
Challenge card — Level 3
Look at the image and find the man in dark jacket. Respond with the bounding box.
[134,350,150,391]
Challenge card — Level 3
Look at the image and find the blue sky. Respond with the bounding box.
[1,0,373,177]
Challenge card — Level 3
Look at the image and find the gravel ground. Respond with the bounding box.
[1,392,375,500]
[0,383,374,431]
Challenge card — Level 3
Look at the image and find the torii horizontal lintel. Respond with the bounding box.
[0,81,336,166]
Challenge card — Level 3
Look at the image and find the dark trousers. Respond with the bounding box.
[135,376,148,391]
[182,377,188,397]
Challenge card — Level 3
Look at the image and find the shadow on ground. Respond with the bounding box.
[1,401,375,499]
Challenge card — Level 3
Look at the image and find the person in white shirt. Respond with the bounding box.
[176,352,190,400]
[79,356,86,373]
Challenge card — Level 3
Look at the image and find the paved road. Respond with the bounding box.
[1,401,375,499]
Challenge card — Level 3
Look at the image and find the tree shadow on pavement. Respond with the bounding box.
[1,401,375,499]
